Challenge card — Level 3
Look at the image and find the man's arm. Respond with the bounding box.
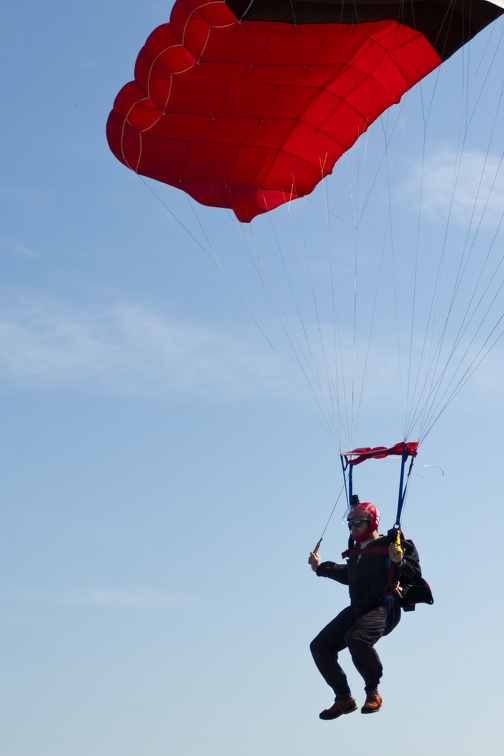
[308,551,349,584]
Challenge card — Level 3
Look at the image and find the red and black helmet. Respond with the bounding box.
[347,502,380,542]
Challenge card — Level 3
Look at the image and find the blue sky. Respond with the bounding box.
[1,2,504,755]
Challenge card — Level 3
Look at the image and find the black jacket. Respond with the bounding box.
[316,535,422,616]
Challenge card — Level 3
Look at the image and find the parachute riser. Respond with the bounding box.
[311,441,417,555]
[342,441,418,530]
[341,452,352,504]
[395,443,416,530]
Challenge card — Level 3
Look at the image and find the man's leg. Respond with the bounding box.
[310,606,354,698]
[344,605,388,691]
[344,605,395,713]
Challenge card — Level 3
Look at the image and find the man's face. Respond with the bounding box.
[348,518,369,535]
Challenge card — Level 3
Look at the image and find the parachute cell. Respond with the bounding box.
[106,0,504,221]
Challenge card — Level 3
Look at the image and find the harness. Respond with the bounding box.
[341,539,434,614]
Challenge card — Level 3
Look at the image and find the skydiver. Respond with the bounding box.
[307,501,422,718]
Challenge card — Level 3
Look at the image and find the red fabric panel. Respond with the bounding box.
[106,0,442,221]
[342,442,419,466]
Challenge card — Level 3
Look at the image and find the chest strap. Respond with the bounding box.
[341,546,389,558]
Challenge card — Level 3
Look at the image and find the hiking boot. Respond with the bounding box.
[319,696,358,720]
[361,690,382,714]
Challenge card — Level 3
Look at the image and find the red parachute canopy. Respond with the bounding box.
[107,0,503,222]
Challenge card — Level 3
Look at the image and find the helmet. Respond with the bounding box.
[347,502,380,542]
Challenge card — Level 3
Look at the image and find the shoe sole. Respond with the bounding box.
[361,702,383,714]
[319,702,358,720]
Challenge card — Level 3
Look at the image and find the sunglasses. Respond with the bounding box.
[347,519,369,529]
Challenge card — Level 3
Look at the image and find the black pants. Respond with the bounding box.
[310,604,400,698]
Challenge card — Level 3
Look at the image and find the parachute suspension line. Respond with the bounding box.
[294,186,341,442]
[322,169,346,447]
[415,203,504,440]
[396,57,469,440]
[190,206,289,357]
[293,150,361,444]
[405,44,504,441]
[403,77,431,439]
[142,176,342,438]
[390,29,504,443]
[312,480,347,555]
[268,203,341,440]
[377,103,412,437]
[339,110,408,448]
[235,0,254,20]
[138,177,338,418]
[287,0,302,30]
[138,177,207,253]
[356,114,412,444]
[417,224,504,441]
[369,70,444,442]
[232,0,335,438]
[138,170,335,408]
[414,52,483,428]
[419,322,504,443]
[338,150,360,449]
[342,128,379,450]
[136,180,282,360]
[242,204,340,440]
[398,64,457,441]
[418,82,504,437]
[465,20,504,134]
[357,114,397,435]
[216,197,363,443]
[350,97,416,442]
[320,159,357,449]
[350,134,367,444]
[269,0,343,441]
[254,218,332,433]
[221,12,351,445]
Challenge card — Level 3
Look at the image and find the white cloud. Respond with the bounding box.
[0,292,290,400]
[0,235,38,259]
[3,586,206,611]
[0,289,501,424]
[0,185,56,216]
[79,587,205,610]
[403,145,504,228]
